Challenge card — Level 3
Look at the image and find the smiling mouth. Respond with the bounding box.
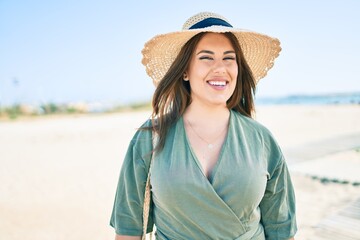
[207,80,228,87]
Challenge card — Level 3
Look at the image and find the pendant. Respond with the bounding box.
[208,144,214,149]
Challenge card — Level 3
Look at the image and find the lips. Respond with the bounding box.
[207,80,228,87]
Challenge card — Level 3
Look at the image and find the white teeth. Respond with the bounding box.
[208,81,226,86]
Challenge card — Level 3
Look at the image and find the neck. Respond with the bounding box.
[184,102,230,124]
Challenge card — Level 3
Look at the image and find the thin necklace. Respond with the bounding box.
[186,119,228,149]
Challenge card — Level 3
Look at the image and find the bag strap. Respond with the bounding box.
[142,130,158,240]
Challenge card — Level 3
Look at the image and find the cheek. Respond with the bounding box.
[231,65,238,79]
[229,67,238,91]
[189,64,208,79]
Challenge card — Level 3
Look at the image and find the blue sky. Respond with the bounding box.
[1,0,359,106]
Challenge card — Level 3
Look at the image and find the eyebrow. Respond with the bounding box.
[196,50,236,55]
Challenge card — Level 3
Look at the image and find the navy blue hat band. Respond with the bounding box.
[189,17,233,30]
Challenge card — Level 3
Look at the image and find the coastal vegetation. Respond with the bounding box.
[0,101,151,120]
[1,92,359,120]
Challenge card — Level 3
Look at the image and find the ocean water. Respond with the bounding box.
[255,92,360,105]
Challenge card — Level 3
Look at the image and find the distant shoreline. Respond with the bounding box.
[255,92,360,105]
[1,92,359,120]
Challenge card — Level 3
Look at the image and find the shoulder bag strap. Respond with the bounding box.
[142,130,158,240]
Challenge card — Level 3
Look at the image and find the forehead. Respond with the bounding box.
[195,33,235,51]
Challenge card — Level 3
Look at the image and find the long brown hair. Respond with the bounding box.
[149,32,256,151]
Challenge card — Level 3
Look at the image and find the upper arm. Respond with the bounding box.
[110,136,154,236]
[259,129,297,239]
[259,158,297,239]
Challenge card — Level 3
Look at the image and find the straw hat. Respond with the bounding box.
[142,12,281,86]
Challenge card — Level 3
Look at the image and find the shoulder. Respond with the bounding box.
[127,119,154,164]
[131,119,153,143]
[231,110,274,139]
[231,110,284,167]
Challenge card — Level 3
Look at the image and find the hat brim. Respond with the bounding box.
[142,26,281,86]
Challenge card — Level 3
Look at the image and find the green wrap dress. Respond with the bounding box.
[110,110,297,239]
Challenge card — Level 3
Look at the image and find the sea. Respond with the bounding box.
[1,92,359,114]
[255,92,360,105]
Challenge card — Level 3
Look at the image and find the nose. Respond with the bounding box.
[212,60,226,74]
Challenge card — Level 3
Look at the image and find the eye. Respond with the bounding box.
[199,56,213,60]
[223,56,236,61]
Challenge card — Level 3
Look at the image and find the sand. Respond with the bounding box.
[0,105,359,239]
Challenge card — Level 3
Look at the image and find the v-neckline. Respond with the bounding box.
[181,111,231,183]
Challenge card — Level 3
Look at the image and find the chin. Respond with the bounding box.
[209,100,228,107]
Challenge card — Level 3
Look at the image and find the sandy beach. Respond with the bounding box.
[1,105,359,239]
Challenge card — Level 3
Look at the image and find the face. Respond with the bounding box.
[184,33,238,108]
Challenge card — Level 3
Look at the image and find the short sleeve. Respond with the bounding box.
[259,154,297,240]
[110,129,154,236]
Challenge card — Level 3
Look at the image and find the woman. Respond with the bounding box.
[110,12,297,240]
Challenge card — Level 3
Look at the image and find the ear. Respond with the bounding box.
[183,72,189,81]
